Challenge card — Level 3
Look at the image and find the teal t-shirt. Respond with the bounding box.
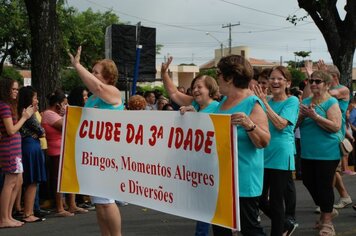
[300,97,341,160]
[85,95,124,110]
[264,96,299,170]
[215,95,265,197]
[331,84,349,136]
[192,100,219,113]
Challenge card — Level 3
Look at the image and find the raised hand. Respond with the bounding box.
[253,84,268,104]
[304,60,313,77]
[317,59,327,71]
[68,46,82,66]
[161,56,173,74]
[22,105,35,120]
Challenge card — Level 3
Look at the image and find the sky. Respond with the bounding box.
[66,0,354,67]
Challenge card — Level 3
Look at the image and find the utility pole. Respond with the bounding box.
[222,22,240,55]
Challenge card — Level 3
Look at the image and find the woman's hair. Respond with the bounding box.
[0,77,19,117]
[68,86,87,107]
[46,89,66,107]
[93,59,119,85]
[269,66,292,81]
[311,70,332,84]
[18,86,36,118]
[190,75,219,98]
[162,103,174,111]
[128,95,147,110]
[259,68,272,80]
[217,55,253,89]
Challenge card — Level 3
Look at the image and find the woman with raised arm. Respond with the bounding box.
[68,46,122,236]
[161,56,220,236]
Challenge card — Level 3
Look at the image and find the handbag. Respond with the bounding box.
[339,138,353,156]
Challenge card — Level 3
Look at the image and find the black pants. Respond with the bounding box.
[259,169,291,236]
[213,197,265,236]
[301,159,339,213]
[284,171,296,220]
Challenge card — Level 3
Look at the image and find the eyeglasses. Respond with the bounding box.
[268,77,286,82]
[309,79,324,85]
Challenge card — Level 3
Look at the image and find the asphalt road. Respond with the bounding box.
[2,175,356,236]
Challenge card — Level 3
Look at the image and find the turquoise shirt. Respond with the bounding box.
[264,96,299,170]
[85,95,124,110]
[331,85,349,136]
[215,95,265,197]
[300,97,341,160]
[192,100,219,113]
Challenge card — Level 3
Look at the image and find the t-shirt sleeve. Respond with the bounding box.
[0,103,12,119]
[43,111,61,126]
[279,96,300,125]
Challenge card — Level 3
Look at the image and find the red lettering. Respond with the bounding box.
[194,129,204,151]
[114,123,121,142]
[79,120,88,138]
[105,122,113,141]
[204,131,214,154]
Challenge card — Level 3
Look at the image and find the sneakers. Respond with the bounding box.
[333,196,352,209]
[314,206,321,214]
[283,219,299,236]
[352,204,356,211]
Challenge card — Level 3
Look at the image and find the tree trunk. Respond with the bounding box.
[24,0,60,111]
[298,0,355,88]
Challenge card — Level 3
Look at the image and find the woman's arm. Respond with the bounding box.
[231,103,270,148]
[51,118,63,131]
[311,103,341,133]
[161,57,194,106]
[68,46,121,105]
[3,106,34,136]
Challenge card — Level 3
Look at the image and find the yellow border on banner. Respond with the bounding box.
[60,107,82,192]
[210,114,235,228]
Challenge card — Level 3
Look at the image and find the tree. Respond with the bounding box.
[24,0,61,110]
[59,7,120,69]
[0,0,31,74]
[293,0,355,87]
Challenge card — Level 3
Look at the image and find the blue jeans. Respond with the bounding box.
[195,221,210,236]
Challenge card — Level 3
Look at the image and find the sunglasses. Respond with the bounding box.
[309,79,324,85]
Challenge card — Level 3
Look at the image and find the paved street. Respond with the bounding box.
[2,175,356,235]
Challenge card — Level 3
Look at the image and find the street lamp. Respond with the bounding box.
[206,32,224,57]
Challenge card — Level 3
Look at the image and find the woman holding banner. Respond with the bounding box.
[214,55,270,236]
[161,56,220,236]
[68,46,123,236]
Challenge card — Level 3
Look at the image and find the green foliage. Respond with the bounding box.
[288,67,306,87]
[1,66,23,83]
[156,44,163,55]
[58,6,121,69]
[294,51,311,58]
[137,85,168,98]
[286,14,308,25]
[198,68,218,79]
[0,0,31,73]
[60,68,84,93]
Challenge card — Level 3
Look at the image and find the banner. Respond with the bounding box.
[59,106,239,229]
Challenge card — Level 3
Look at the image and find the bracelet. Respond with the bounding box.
[246,123,257,132]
